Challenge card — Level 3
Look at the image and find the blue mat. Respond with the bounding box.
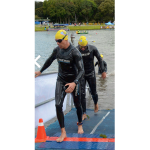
[35,108,115,150]
[53,133,114,138]
[38,141,114,150]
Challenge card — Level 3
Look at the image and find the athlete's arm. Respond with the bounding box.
[40,48,57,73]
[95,61,98,67]
[104,61,107,72]
[73,49,84,85]
[93,47,105,73]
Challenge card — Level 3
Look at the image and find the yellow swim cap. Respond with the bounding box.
[79,36,86,40]
[78,38,88,46]
[55,30,68,40]
[100,54,103,58]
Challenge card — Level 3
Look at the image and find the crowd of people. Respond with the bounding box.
[35,29,107,142]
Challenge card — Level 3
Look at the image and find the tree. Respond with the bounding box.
[35,7,44,18]
[63,1,75,24]
[98,0,115,22]
[38,0,114,23]
[35,1,43,9]
[94,0,104,6]
[79,0,97,22]
[43,0,57,22]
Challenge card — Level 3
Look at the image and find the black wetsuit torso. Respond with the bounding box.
[40,44,84,84]
[40,43,84,128]
[76,45,104,75]
[76,44,105,113]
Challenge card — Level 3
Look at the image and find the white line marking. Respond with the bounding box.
[35,55,41,68]
[90,111,110,134]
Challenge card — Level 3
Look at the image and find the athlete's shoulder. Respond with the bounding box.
[53,46,60,51]
[71,44,80,52]
[72,46,82,57]
[88,44,97,52]
[49,46,59,56]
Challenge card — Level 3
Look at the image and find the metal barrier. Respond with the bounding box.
[35,86,90,109]
[35,97,55,108]
[35,71,90,109]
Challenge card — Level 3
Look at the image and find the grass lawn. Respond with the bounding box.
[68,25,103,30]
[35,25,47,31]
[35,24,114,31]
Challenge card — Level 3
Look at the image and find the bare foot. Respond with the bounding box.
[82,114,87,120]
[56,128,67,142]
[78,125,84,134]
[94,104,99,113]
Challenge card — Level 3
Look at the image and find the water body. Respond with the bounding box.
[35,30,115,111]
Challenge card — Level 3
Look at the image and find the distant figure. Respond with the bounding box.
[95,54,107,75]
[44,27,46,30]
[71,33,75,45]
[49,26,50,29]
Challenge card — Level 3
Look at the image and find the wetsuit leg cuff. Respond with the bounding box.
[77,122,83,125]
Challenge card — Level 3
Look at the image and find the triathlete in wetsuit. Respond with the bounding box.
[76,36,106,120]
[35,30,84,142]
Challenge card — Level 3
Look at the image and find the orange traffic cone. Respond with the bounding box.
[35,118,47,143]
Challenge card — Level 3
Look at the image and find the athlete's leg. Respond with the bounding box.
[55,79,67,142]
[71,83,84,134]
[80,77,87,120]
[86,73,99,112]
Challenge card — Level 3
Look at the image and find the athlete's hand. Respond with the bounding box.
[35,71,41,78]
[65,82,76,93]
[102,72,106,79]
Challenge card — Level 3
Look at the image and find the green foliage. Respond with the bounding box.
[100,134,107,138]
[98,0,114,22]
[79,0,97,22]
[35,0,115,23]
[35,1,43,9]
[94,0,105,6]
[86,115,90,119]
[35,7,44,18]
[35,15,41,19]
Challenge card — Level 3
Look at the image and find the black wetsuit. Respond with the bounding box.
[95,60,107,74]
[40,44,84,128]
[76,45,105,113]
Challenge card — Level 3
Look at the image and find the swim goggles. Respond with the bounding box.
[55,34,67,43]
[79,45,87,49]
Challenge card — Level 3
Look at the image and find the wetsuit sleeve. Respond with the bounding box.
[95,61,98,67]
[72,50,84,84]
[40,48,57,73]
[93,48,105,73]
[104,61,107,72]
